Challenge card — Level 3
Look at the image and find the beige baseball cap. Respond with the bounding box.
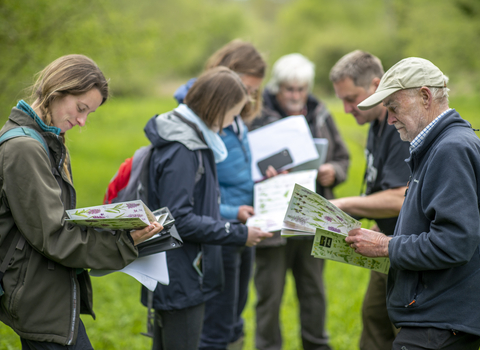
[357,57,446,110]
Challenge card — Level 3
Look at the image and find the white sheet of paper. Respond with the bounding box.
[246,212,285,232]
[247,170,317,232]
[248,115,319,182]
[291,139,329,172]
[90,252,169,291]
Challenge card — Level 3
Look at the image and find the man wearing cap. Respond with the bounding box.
[347,57,480,349]
[329,50,410,350]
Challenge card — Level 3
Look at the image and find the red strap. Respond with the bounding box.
[103,157,133,204]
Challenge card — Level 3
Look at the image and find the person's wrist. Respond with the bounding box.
[382,236,392,257]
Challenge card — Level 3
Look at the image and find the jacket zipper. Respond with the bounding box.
[67,270,78,345]
[404,297,416,308]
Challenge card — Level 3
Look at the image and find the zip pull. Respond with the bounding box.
[404,175,412,197]
[404,299,416,307]
[452,329,458,336]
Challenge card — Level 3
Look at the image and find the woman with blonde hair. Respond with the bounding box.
[0,54,162,349]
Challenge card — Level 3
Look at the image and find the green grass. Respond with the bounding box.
[1,95,479,349]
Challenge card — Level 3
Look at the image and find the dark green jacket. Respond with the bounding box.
[0,107,138,345]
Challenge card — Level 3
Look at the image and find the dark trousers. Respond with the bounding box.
[152,303,205,350]
[360,270,399,350]
[393,327,480,350]
[21,319,93,350]
[199,245,254,350]
[254,239,332,350]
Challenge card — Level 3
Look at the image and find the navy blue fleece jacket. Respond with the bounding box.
[387,109,480,336]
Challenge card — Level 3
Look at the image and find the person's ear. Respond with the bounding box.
[419,87,433,108]
[369,78,381,93]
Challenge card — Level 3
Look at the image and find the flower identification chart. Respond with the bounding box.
[283,184,390,274]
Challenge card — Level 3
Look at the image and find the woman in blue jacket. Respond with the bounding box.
[142,66,271,350]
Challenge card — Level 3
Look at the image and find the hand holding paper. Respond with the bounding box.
[246,226,273,246]
[282,184,390,274]
[345,227,391,257]
[131,221,164,246]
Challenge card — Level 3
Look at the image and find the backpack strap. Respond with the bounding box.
[0,127,49,157]
[141,286,155,338]
[137,145,155,205]
[194,150,204,185]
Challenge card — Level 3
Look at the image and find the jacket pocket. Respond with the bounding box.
[7,241,31,319]
[387,269,423,308]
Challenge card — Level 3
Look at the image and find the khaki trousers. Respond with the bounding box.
[254,239,332,350]
[360,270,399,350]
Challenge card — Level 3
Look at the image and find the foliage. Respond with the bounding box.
[269,0,480,95]
[0,0,250,117]
[1,0,480,119]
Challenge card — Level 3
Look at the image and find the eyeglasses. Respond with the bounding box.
[246,86,259,100]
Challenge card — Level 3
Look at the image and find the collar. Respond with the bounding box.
[17,100,61,135]
[409,108,452,153]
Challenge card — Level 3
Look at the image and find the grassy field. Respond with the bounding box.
[1,94,479,349]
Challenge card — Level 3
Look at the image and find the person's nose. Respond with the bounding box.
[387,113,396,125]
[343,101,353,114]
[77,113,87,127]
[291,90,302,100]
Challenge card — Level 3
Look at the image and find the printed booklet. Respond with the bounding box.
[65,200,168,230]
[283,184,390,274]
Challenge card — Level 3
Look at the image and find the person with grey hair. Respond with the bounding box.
[329,50,411,350]
[346,57,480,350]
[250,53,350,350]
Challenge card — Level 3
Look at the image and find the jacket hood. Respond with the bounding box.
[173,78,197,104]
[144,111,209,151]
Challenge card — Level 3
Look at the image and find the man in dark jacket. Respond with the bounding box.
[251,53,349,350]
[347,57,480,350]
[329,50,410,350]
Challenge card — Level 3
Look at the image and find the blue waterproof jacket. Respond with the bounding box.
[387,109,480,336]
[140,112,248,310]
[217,116,254,219]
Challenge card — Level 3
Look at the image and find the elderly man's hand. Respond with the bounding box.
[345,228,391,257]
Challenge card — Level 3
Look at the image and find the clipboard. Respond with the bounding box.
[136,207,183,257]
[291,139,329,172]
